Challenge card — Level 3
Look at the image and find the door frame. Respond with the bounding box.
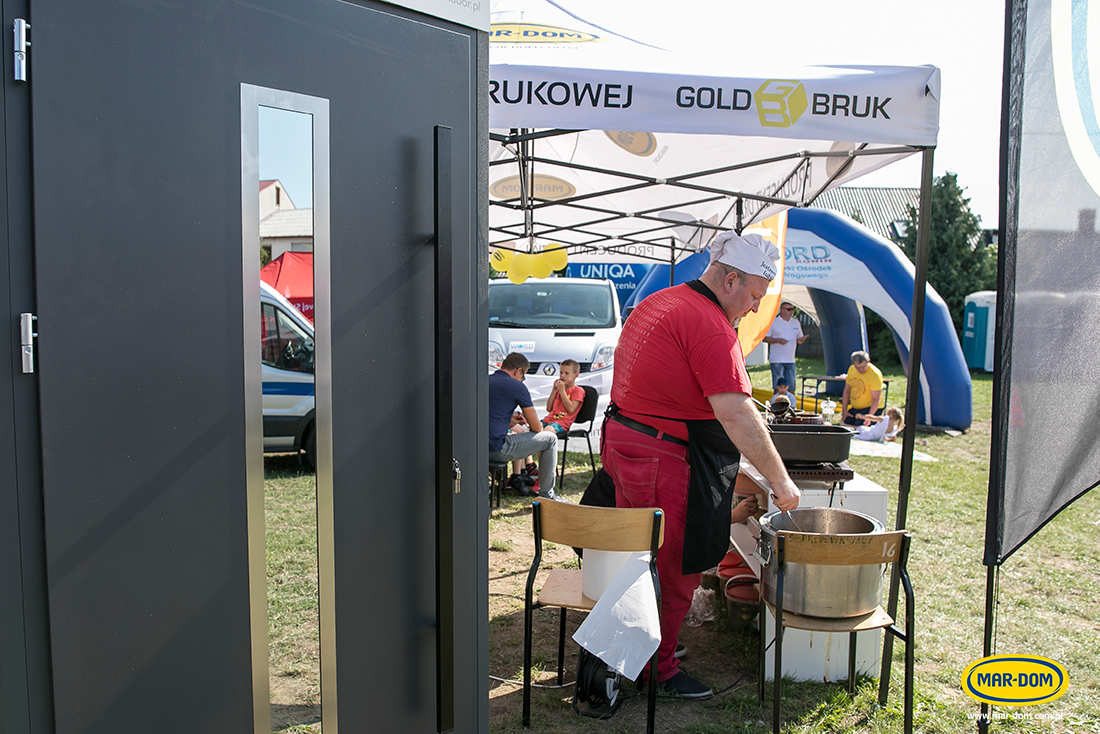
[241,84,334,734]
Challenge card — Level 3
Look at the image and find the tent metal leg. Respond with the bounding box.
[881,145,934,705]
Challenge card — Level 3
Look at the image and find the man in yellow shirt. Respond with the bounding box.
[840,350,883,426]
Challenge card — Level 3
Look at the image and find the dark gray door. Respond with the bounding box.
[27,2,483,732]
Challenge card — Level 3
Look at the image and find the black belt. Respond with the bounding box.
[609,413,688,446]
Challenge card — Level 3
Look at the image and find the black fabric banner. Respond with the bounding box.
[987,0,1100,565]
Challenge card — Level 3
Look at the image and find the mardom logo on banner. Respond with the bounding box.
[756,80,807,128]
[604,131,658,157]
[490,23,600,43]
[961,655,1068,706]
[490,174,576,201]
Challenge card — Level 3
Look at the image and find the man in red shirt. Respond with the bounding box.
[602,230,801,698]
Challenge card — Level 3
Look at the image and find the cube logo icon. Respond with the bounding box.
[755,80,808,128]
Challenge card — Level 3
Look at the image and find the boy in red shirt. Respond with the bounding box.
[515,359,585,485]
[542,359,585,434]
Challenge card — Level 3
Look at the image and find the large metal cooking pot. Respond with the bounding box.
[766,424,854,464]
[753,508,885,618]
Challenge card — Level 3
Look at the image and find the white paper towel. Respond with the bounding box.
[571,551,660,681]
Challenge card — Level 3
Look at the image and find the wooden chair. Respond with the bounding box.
[757,530,914,734]
[557,384,599,487]
[523,500,665,733]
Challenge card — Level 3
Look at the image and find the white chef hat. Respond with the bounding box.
[708,231,781,281]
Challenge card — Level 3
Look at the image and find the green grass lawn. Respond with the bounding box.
[489,359,1100,733]
[262,357,1100,733]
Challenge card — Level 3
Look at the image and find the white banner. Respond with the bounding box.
[490,0,939,146]
[491,65,940,147]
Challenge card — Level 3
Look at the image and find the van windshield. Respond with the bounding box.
[488,281,616,329]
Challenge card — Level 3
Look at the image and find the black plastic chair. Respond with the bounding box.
[488,461,509,509]
[557,384,599,487]
[523,500,664,733]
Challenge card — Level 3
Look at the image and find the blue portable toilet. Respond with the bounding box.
[962,291,997,372]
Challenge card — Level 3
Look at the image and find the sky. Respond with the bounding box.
[259,106,314,210]
[260,0,1006,227]
[626,0,1007,227]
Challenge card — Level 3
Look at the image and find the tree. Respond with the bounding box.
[899,172,997,336]
[862,174,994,367]
[864,173,996,365]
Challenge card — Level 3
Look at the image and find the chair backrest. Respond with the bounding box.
[534,500,664,552]
[778,530,909,566]
[573,385,599,426]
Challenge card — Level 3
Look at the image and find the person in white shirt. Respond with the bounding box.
[762,301,807,393]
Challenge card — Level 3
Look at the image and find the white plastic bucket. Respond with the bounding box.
[582,550,643,600]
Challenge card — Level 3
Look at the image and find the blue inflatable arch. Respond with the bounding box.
[787,209,970,430]
[626,209,972,429]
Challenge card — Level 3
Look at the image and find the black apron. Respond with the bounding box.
[606,280,743,575]
[680,280,741,574]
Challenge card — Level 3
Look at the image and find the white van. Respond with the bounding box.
[488,277,621,409]
[260,281,316,467]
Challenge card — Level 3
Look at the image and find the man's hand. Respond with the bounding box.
[509,412,523,428]
[770,477,801,512]
[521,406,541,432]
[777,338,788,344]
[708,391,802,512]
[731,495,760,524]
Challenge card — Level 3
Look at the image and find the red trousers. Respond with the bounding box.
[601,419,698,683]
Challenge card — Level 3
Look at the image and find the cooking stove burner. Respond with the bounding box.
[782,461,854,482]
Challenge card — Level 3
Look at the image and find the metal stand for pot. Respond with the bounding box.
[757,530,914,734]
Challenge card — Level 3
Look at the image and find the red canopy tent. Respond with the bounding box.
[260,251,314,322]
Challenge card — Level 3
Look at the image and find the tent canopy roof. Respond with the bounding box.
[489,0,940,262]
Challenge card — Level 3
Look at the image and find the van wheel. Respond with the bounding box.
[304,426,317,470]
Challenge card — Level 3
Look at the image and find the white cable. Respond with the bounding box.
[489,675,575,689]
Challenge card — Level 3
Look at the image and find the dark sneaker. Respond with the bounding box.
[658,671,712,699]
[674,643,687,659]
[508,474,534,496]
[524,463,539,478]
[538,487,566,502]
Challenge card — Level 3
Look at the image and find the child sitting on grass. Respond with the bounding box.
[853,406,904,442]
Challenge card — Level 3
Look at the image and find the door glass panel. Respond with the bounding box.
[259,106,320,732]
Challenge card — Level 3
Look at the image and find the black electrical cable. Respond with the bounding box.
[573,648,621,719]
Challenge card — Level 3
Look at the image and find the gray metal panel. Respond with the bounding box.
[1,0,56,730]
[28,1,483,732]
[314,10,478,731]
[464,28,492,734]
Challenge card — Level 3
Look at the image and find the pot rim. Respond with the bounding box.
[758,506,885,535]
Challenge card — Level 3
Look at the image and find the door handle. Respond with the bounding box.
[433,124,455,734]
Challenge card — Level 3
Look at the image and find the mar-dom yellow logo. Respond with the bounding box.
[491,23,601,43]
[755,80,807,128]
[961,655,1068,706]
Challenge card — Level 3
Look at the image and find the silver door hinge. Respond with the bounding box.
[452,459,461,494]
[20,313,37,373]
[14,19,29,83]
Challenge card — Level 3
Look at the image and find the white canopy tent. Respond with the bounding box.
[488,1,941,717]
[489,0,940,263]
